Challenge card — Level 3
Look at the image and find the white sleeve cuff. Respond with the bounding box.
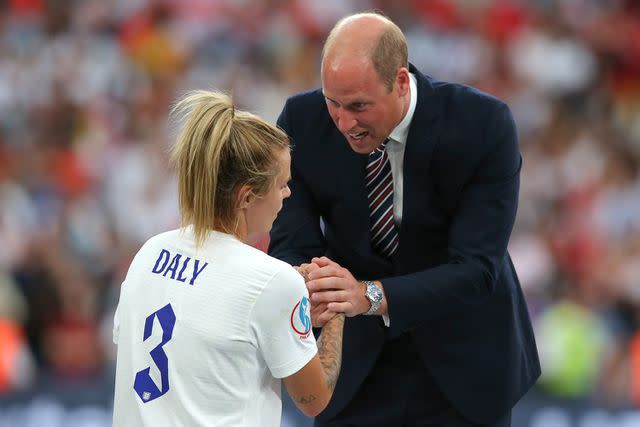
[382,314,390,327]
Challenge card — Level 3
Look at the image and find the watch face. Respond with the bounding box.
[367,283,382,302]
[364,282,382,315]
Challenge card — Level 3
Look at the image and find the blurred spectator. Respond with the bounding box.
[535,300,608,398]
[0,273,34,393]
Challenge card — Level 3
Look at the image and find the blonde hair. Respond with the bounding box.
[170,90,290,247]
[322,12,408,91]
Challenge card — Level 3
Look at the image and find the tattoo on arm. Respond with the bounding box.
[316,314,345,392]
[293,394,317,405]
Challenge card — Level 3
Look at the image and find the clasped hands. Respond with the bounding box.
[296,256,371,327]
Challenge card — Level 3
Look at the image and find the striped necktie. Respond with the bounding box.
[365,139,399,257]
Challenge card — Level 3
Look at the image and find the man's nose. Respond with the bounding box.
[335,109,357,133]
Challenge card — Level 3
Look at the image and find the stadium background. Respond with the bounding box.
[0,0,639,426]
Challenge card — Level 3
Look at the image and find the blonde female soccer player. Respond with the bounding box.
[112,91,344,426]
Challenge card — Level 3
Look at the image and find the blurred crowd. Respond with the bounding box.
[0,0,639,413]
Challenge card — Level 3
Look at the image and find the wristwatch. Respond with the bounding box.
[362,280,383,315]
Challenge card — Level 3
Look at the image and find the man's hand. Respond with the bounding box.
[306,256,372,317]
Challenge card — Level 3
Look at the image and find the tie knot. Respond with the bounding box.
[370,138,390,157]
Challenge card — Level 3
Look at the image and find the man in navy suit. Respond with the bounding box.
[269,12,540,427]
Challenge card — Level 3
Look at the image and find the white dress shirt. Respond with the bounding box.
[386,73,418,227]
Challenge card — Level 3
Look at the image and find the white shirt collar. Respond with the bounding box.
[388,73,417,145]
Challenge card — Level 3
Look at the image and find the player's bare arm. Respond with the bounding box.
[283,313,345,417]
[316,312,344,392]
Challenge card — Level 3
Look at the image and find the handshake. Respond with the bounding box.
[295,256,386,327]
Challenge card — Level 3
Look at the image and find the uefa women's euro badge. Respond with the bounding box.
[290,296,312,339]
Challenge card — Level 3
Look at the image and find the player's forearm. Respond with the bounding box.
[316,313,345,393]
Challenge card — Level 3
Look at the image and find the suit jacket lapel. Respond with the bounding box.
[398,67,440,258]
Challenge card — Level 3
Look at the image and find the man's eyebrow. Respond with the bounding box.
[324,95,338,104]
[344,100,369,109]
[323,96,368,108]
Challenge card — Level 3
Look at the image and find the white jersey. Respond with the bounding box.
[112,228,317,427]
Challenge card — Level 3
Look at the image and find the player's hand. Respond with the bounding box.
[294,262,319,282]
[296,262,335,327]
[306,256,369,317]
[309,301,337,328]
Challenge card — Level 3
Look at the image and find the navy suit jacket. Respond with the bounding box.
[269,65,541,424]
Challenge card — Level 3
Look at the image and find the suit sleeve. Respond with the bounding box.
[269,98,327,266]
[383,102,522,339]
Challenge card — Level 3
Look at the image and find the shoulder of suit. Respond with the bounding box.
[282,88,332,131]
[427,77,508,112]
[285,88,324,107]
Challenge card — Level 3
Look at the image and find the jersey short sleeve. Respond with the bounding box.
[249,265,318,379]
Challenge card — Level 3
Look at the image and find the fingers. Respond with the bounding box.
[327,302,357,317]
[308,259,356,286]
[296,262,321,282]
[310,302,334,328]
[310,290,348,304]
[310,302,327,326]
[310,301,327,312]
[309,283,361,318]
[299,262,319,272]
[311,256,336,267]
[307,265,344,282]
[307,276,346,292]
[316,309,338,326]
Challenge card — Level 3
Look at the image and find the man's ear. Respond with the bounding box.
[236,184,254,210]
[396,67,410,96]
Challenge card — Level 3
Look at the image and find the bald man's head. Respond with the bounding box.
[322,13,408,91]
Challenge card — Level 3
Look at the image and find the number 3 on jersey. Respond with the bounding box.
[134,303,176,403]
